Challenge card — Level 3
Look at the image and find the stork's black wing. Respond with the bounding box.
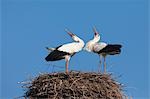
[45,50,70,61]
[98,44,122,55]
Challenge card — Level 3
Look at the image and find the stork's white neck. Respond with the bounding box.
[73,36,85,47]
[78,37,85,48]
[85,36,100,52]
[93,36,100,43]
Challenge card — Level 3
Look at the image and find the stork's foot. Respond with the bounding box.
[65,72,68,75]
[65,70,69,75]
[64,73,69,79]
[103,71,107,74]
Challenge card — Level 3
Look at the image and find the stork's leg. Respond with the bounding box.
[65,55,70,74]
[98,55,102,73]
[104,56,106,73]
[65,60,69,74]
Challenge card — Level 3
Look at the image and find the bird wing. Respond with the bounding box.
[57,42,83,54]
[93,42,107,53]
[46,45,63,52]
[45,50,69,61]
[98,44,122,55]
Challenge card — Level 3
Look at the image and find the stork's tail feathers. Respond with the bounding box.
[111,44,122,49]
[46,47,55,51]
[107,44,122,55]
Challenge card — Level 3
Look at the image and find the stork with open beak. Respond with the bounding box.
[85,27,122,73]
[45,29,85,74]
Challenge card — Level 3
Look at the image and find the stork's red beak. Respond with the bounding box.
[93,26,99,36]
[67,32,75,37]
[65,28,75,37]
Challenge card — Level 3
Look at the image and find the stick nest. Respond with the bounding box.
[23,71,124,99]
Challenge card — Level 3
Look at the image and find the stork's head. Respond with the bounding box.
[65,29,81,42]
[84,27,100,52]
[93,27,100,42]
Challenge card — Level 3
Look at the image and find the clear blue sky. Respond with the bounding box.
[1,0,149,98]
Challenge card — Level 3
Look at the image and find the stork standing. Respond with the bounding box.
[85,27,122,73]
[45,29,85,74]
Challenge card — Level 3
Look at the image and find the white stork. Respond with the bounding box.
[85,27,122,73]
[45,29,85,74]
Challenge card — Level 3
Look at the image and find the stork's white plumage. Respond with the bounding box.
[85,27,122,73]
[93,42,107,52]
[45,29,85,74]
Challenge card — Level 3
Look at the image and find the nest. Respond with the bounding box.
[23,71,124,99]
